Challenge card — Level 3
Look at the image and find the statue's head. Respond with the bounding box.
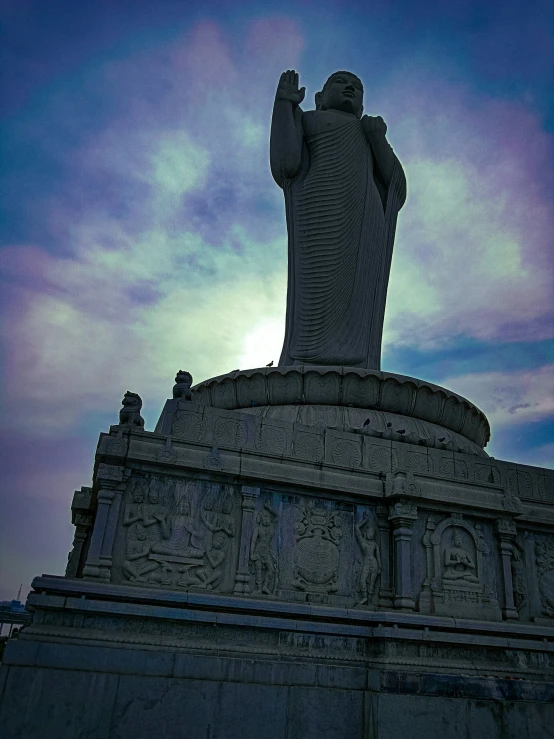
[175,370,192,386]
[122,391,142,409]
[452,532,463,548]
[315,71,364,118]
[177,496,190,515]
[365,524,375,540]
[203,492,215,511]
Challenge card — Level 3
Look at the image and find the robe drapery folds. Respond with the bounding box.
[278,109,406,370]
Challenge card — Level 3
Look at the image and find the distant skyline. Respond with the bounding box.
[1,0,553,600]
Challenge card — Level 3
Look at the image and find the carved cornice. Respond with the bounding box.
[193,366,490,448]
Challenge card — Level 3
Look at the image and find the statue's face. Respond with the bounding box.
[453,534,463,548]
[320,73,363,117]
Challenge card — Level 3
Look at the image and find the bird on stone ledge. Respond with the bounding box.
[266,360,274,367]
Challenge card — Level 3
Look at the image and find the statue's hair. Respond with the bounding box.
[321,70,363,93]
[315,71,363,111]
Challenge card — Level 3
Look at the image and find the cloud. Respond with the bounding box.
[381,75,553,350]
[441,365,554,429]
[2,18,553,446]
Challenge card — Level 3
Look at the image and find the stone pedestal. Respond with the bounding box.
[1,366,553,738]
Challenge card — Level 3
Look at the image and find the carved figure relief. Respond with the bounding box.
[355,516,381,605]
[419,514,500,620]
[173,370,193,400]
[292,501,342,593]
[443,531,479,583]
[250,503,279,595]
[535,539,554,617]
[122,478,159,582]
[117,476,237,592]
[511,543,527,615]
[119,391,145,428]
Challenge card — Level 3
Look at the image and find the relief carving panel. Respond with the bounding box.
[114,474,239,593]
[535,538,554,618]
[419,513,501,620]
[292,501,342,594]
[249,503,279,595]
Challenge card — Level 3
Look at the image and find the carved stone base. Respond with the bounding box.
[420,582,502,621]
[1,576,552,739]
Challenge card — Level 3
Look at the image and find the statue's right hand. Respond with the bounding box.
[276,70,306,106]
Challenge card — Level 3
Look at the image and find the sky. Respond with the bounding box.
[0,0,553,601]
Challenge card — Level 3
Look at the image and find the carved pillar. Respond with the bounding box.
[419,514,437,614]
[389,500,418,610]
[376,506,393,607]
[65,486,94,578]
[234,485,261,595]
[83,464,126,581]
[495,518,519,620]
[66,514,93,578]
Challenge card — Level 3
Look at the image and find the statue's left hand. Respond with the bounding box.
[362,115,387,137]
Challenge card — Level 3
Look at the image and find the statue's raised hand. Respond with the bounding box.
[276,70,306,106]
[362,115,387,138]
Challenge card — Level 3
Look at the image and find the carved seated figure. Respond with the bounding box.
[119,391,145,428]
[443,532,479,583]
[184,531,228,590]
[173,370,193,401]
[150,497,204,560]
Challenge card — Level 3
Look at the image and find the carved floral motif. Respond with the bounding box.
[256,426,287,455]
[294,432,324,462]
[332,440,362,468]
[172,411,203,441]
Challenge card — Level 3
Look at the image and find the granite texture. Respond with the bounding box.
[1,380,553,737]
[189,366,491,451]
[270,71,406,370]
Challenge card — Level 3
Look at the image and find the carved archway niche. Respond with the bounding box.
[420,513,501,621]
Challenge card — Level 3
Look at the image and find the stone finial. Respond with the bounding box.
[173,370,193,400]
[119,391,145,428]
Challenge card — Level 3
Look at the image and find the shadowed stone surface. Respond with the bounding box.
[190,366,491,452]
[270,71,406,370]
